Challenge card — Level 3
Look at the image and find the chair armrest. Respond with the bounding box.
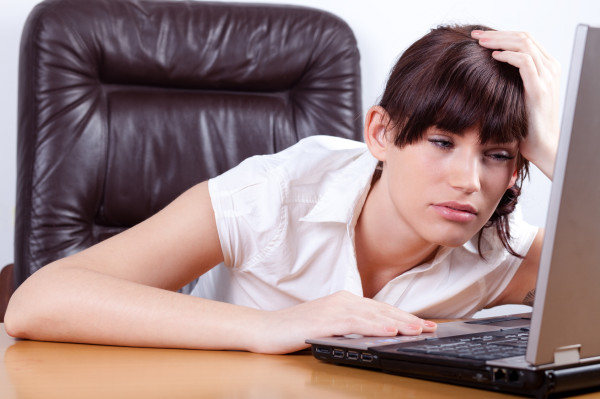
[0,263,14,323]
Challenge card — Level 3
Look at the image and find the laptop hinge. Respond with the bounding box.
[553,344,581,366]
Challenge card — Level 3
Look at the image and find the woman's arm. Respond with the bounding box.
[4,182,435,354]
[473,30,560,308]
[487,228,544,308]
[4,182,247,349]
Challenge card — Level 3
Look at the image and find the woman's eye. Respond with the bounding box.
[487,152,514,161]
[429,138,453,149]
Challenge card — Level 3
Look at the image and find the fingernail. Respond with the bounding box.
[423,320,437,328]
[406,324,422,331]
[471,30,483,36]
[385,326,398,334]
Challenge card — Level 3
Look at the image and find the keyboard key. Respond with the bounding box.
[395,328,529,361]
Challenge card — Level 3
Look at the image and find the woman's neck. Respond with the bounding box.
[354,179,439,298]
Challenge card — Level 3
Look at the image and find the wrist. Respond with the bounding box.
[533,139,557,180]
[522,133,558,180]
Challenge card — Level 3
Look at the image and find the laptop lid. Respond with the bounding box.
[527,24,600,366]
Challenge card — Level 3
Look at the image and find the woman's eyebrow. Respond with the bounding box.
[480,140,519,148]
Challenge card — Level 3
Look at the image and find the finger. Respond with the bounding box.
[372,300,439,332]
[379,319,437,336]
[472,30,548,57]
[339,315,433,337]
[521,33,553,62]
[493,49,559,90]
[473,31,548,74]
[491,50,539,85]
[364,298,438,330]
[383,311,438,333]
[396,319,437,334]
[314,291,437,337]
[357,307,438,336]
[475,30,560,79]
[491,49,558,109]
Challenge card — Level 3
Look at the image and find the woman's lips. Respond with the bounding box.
[431,202,478,222]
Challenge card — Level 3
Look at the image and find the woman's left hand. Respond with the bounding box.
[472,30,560,180]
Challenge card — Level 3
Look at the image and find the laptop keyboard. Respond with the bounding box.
[395,328,529,361]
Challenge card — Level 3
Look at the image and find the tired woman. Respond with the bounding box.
[5,25,560,354]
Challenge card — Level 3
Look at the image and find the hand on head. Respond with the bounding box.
[472,30,561,180]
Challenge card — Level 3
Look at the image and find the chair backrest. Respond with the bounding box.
[14,0,363,287]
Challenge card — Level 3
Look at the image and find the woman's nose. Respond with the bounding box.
[448,154,481,193]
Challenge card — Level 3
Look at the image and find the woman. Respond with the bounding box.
[4,25,560,354]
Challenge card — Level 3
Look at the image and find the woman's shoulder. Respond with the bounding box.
[211,135,368,189]
[297,135,366,151]
[207,136,370,270]
[275,135,367,169]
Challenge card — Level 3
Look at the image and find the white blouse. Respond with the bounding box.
[191,135,538,318]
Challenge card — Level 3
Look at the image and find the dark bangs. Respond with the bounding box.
[380,25,528,147]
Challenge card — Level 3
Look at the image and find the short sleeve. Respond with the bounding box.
[207,135,369,271]
[208,155,286,270]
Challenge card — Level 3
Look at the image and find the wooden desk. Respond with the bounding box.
[1,324,598,399]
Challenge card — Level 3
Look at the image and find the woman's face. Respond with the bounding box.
[379,125,519,247]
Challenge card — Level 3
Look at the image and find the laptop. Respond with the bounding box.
[307,24,600,398]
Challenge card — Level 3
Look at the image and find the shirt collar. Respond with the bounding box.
[299,149,378,225]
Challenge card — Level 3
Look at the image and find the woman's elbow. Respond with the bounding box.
[3,265,61,339]
[4,292,33,339]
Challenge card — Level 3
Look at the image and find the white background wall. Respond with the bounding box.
[1,1,600,288]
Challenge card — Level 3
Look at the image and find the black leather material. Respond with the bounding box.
[15,0,363,287]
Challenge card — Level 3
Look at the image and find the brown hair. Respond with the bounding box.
[377,24,529,258]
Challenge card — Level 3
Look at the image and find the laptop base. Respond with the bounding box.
[311,343,600,398]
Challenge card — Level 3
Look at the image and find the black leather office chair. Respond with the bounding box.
[0,0,363,321]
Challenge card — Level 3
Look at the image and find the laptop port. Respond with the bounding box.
[361,353,374,363]
[315,347,331,355]
[333,349,345,359]
[493,368,507,382]
[508,370,520,383]
[346,351,359,360]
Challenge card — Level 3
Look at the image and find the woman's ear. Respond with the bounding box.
[364,105,391,162]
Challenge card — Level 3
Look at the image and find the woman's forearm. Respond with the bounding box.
[5,263,438,354]
[4,263,260,351]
